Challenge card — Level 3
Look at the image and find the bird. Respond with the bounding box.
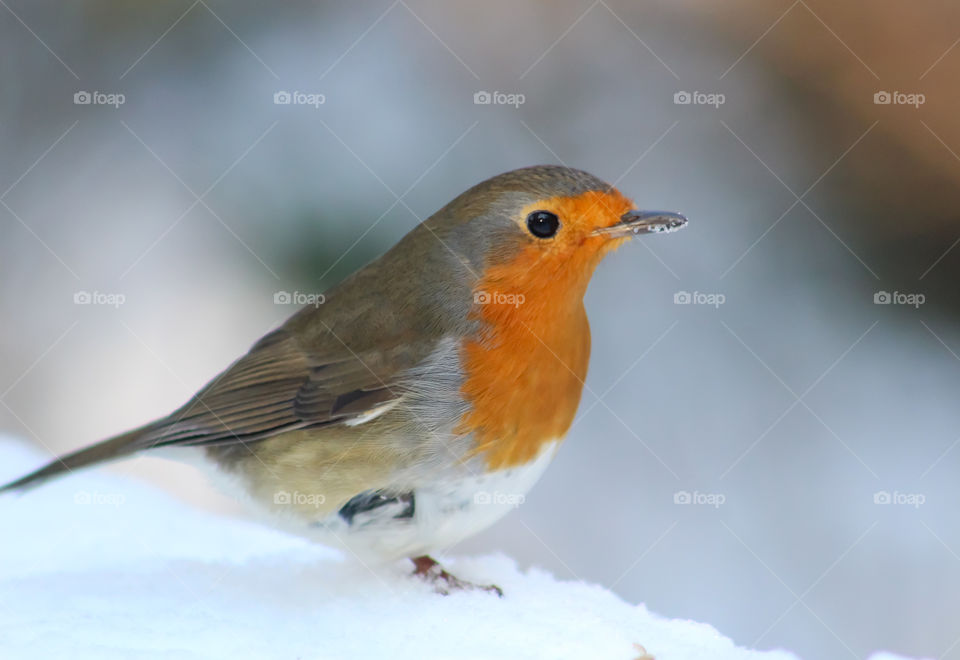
[1,165,686,595]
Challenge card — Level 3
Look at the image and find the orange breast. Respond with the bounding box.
[455,188,635,469]
[458,308,590,469]
[457,256,602,469]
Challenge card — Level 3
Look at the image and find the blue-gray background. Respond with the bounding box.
[2,2,958,658]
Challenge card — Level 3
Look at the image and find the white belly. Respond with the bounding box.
[165,442,559,562]
[303,442,559,562]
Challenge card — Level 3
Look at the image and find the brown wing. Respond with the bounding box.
[0,322,427,493]
[141,328,409,449]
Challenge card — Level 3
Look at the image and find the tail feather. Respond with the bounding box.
[1,426,153,494]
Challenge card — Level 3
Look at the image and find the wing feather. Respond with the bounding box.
[139,328,418,449]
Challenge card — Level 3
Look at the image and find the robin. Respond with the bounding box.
[1,165,686,595]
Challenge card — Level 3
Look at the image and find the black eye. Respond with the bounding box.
[526,210,560,238]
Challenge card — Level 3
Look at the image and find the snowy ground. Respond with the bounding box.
[0,441,919,660]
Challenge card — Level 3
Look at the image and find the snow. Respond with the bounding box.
[0,440,920,660]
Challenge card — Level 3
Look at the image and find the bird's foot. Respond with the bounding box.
[410,555,503,597]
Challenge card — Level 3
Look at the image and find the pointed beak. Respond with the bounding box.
[594,210,688,238]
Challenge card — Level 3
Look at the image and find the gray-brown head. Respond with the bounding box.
[337,165,686,332]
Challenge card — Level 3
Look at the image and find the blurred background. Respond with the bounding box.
[2,1,959,657]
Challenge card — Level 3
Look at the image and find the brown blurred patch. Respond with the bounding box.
[715,0,960,229]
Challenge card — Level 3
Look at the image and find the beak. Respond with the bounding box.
[594,210,688,238]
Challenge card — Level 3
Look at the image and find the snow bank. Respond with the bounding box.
[0,441,912,659]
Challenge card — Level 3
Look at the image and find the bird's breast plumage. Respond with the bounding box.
[456,282,592,469]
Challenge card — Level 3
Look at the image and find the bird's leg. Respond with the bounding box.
[410,555,503,597]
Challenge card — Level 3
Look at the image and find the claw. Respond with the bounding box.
[410,555,503,597]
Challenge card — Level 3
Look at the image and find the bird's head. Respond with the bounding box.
[422,165,686,312]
